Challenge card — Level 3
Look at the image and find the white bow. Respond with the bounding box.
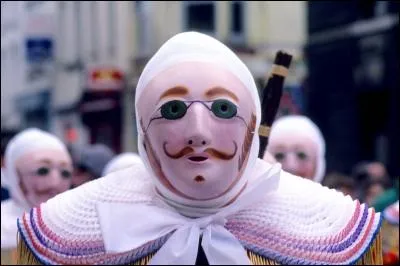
[97,163,281,265]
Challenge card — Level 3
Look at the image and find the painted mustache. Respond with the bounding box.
[163,142,237,160]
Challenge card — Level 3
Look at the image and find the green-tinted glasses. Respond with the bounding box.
[160,99,238,120]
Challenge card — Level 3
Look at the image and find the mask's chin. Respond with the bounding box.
[162,166,240,201]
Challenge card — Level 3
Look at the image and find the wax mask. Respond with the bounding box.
[268,133,317,180]
[138,62,256,200]
[15,149,72,207]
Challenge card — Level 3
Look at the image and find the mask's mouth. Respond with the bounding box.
[194,175,205,183]
[188,156,208,162]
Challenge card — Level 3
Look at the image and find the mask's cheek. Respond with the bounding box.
[294,159,317,179]
[309,159,318,179]
[146,120,188,153]
[18,175,39,206]
[206,118,249,149]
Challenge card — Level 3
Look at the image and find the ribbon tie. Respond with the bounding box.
[97,162,281,265]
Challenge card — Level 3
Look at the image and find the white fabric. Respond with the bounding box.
[3,128,69,210]
[268,115,326,183]
[1,199,26,249]
[26,162,381,265]
[134,31,262,216]
[102,153,142,176]
[97,161,280,264]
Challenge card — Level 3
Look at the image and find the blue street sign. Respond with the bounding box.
[25,38,53,63]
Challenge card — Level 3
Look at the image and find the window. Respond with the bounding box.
[375,1,388,16]
[230,1,245,43]
[25,1,43,10]
[185,2,215,33]
[135,1,152,56]
[231,2,243,34]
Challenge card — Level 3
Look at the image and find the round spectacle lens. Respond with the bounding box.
[61,170,72,179]
[211,99,237,119]
[274,152,285,161]
[296,152,308,160]
[36,167,50,176]
[160,100,187,120]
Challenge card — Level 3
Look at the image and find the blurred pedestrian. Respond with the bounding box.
[71,144,115,188]
[1,128,72,264]
[352,161,393,206]
[353,161,391,185]
[102,152,142,176]
[267,115,326,183]
[364,179,388,206]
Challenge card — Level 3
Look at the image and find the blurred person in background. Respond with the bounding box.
[353,161,391,184]
[267,115,326,183]
[71,144,115,188]
[323,172,356,198]
[102,152,142,176]
[1,128,73,264]
[364,179,389,206]
[352,161,394,207]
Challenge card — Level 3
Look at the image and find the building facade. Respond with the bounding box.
[127,1,307,151]
[1,1,26,131]
[51,1,134,153]
[306,1,399,176]
[2,1,306,154]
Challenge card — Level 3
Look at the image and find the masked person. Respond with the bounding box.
[267,115,326,183]
[16,32,382,265]
[1,128,72,264]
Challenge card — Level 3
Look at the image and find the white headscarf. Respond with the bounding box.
[3,128,69,210]
[268,115,326,183]
[97,32,281,264]
[102,153,142,176]
[134,31,263,215]
[1,128,69,249]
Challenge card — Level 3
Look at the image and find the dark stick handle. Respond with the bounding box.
[258,51,293,158]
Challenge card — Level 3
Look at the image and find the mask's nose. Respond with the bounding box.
[283,153,301,175]
[184,103,212,148]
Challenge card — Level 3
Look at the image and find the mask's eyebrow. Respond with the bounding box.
[36,159,52,165]
[204,86,239,103]
[159,86,189,100]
